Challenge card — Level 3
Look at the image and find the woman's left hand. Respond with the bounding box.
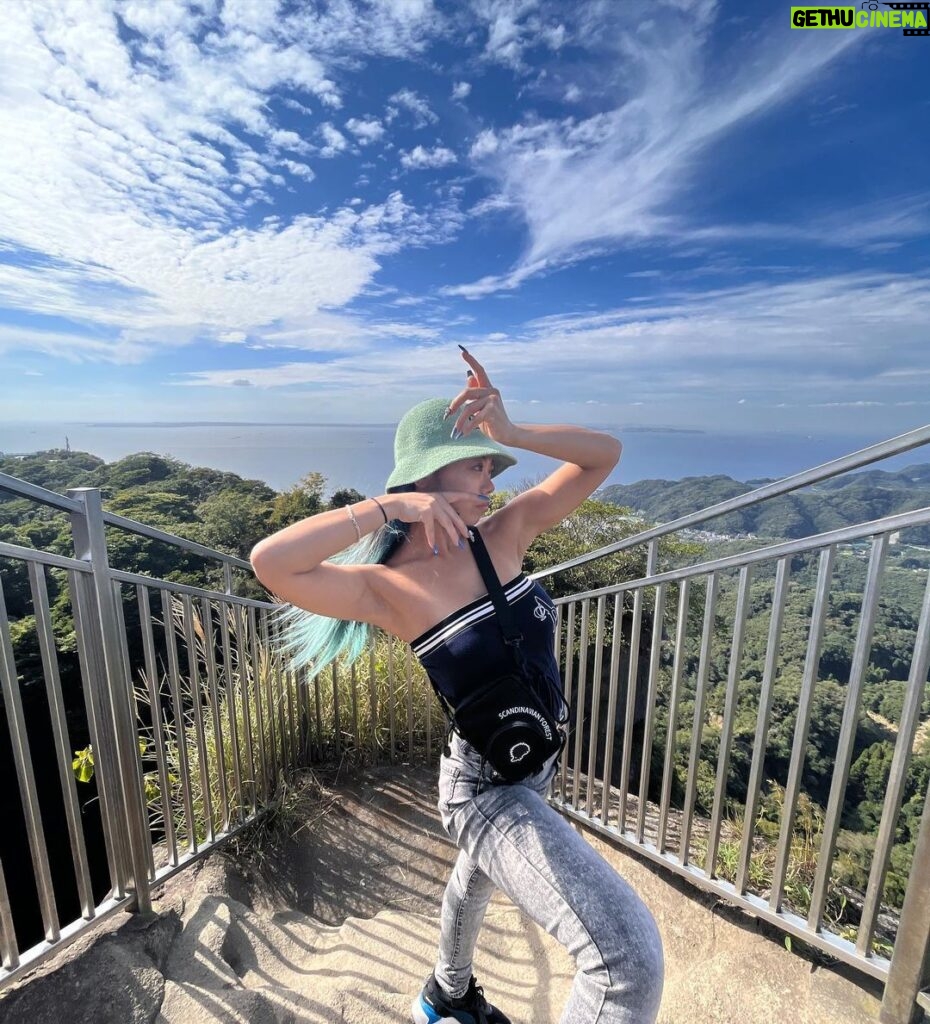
[446,349,517,444]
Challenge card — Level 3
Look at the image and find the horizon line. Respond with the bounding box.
[0,420,710,435]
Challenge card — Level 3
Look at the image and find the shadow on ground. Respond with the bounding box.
[0,763,885,1024]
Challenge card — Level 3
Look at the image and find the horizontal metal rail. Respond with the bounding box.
[110,567,270,608]
[531,422,930,579]
[0,472,83,513]
[550,504,930,605]
[0,539,90,572]
[102,509,251,569]
[1,469,250,570]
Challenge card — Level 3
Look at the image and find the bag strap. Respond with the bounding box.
[469,527,572,729]
[467,527,526,672]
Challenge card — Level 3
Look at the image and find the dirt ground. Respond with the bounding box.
[0,762,889,1024]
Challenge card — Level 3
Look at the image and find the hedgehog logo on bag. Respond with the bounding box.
[509,742,531,764]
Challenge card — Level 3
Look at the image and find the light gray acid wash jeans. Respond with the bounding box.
[433,734,664,1024]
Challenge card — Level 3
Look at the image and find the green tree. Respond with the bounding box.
[197,488,272,561]
[329,487,367,509]
[266,472,326,533]
[104,453,184,491]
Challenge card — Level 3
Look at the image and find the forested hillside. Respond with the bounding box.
[0,447,366,606]
[599,464,930,542]
[2,447,929,952]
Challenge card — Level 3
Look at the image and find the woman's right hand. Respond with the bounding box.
[387,491,474,552]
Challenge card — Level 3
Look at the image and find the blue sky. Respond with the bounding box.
[0,0,928,439]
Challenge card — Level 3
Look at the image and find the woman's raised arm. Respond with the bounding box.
[494,422,621,543]
[249,489,472,622]
[446,349,622,553]
[249,497,393,622]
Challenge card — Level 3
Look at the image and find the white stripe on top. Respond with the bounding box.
[411,575,535,657]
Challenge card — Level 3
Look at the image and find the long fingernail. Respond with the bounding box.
[458,344,469,353]
[450,428,462,440]
[442,406,453,420]
[457,538,465,549]
[433,545,439,556]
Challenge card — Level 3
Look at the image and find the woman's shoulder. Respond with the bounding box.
[480,503,533,564]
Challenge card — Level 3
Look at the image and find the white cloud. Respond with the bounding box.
[1,0,925,439]
[0,322,153,364]
[0,1,468,366]
[476,0,569,69]
[686,195,930,250]
[318,122,349,157]
[401,145,458,169]
[283,97,314,116]
[469,129,500,160]
[386,87,438,127]
[507,272,930,407]
[270,128,311,154]
[543,23,567,50]
[160,271,930,440]
[458,5,867,291]
[345,117,386,144]
[480,0,530,68]
[0,176,455,363]
[282,159,315,180]
[280,0,445,62]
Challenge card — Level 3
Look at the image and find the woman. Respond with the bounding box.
[249,349,664,1024]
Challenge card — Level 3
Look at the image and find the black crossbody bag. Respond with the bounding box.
[436,528,570,782]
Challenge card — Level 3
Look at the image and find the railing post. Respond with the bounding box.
[68,488,152,913]
[880,770,930,1024]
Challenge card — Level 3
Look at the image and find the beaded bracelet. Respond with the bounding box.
[369,496,389,524]
[346,504,362,541]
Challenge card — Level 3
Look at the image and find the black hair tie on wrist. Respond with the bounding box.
[370,496,389,524]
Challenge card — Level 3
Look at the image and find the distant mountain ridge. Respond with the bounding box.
[598,464,930,540]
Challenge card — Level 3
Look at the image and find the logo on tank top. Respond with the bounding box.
[533,595,557,626]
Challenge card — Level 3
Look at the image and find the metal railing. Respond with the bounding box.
[2,426,929,1022]
[0,469,443,992]
[0,478,305,988]
[533,425,930,1024]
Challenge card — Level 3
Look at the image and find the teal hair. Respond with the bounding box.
[270,517,411,676]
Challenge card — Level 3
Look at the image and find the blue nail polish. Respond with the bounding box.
[450,428,462,441]
[433,545,439,555]
[457,538,465,549]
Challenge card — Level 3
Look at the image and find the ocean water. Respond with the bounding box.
[0,421,924,495]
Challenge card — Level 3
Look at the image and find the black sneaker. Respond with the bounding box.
[411,972,512,1024]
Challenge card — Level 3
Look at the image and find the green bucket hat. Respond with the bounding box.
[385,397,518,492]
